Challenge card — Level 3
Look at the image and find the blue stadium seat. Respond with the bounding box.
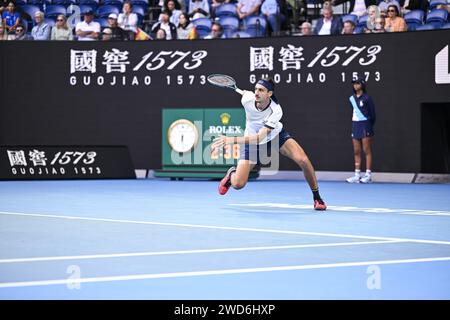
[415,24,436,31]
[79,4,97,16]
[404,10,424,30]
[27,0,51,9]
[103,0,124,7]
[94,18,109,27]
[425,9,448,29]
[15,0,27,5]
[230,30,251,38]
[243,15,266,37]
[132,4,146,17]
[219,15,239,37]
[21,19,29,32]
[357,14,368,28]
[76,0,99,6]
[20,5,42,20]
[96,5,120,18]
[45,5,67,19]
[215,3,238,18]
[341,14,358,25]
[131,0,149,10]
[442,22,450,29]
[44,17,56,26]
[429,0,447,10]
[51,0,76,5]
[192,17,212,38]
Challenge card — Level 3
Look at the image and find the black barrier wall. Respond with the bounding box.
[1,31,449,172]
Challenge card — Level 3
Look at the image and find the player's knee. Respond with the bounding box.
[296,156,310,168]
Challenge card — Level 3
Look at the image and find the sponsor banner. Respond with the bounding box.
[0,31,449,172]
[0,146,136,180]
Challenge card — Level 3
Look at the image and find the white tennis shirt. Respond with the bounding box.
[241,90,283,145]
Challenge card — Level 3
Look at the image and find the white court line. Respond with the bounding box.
[1,210,450,246]
[1,256,450,289]
[229,203,450,216]
[0,240,402,264]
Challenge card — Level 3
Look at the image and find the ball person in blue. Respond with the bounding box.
[212,77,327,211]
[346,78,376,183]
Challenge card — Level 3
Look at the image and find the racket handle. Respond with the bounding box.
[235,88,244,95]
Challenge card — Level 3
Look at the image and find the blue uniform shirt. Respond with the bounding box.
[349,93,376,125]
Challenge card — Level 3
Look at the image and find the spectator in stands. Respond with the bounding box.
[401,0,429,15]
[378,0,400,17]
[14,24,33,40]
[0,0,9,14]
[0,22,7,40]
[188,0,210,20]
[2,1,20,35]
[118,1,139,34]
[177,12,197,39]
[436,3,450,15]
[155,28,167,39]
[314,5,343,35]
[372,16,386,33]
[161,0,182,26]
[31,11,50,40]
[299,21,313,35]
[237,0,261,20]
[107,13,129,40]
[342,20,355,34]
[384,4,407,32]
[75,10,100,41]
[160,0,187,12]
[261,0,284,35]
[364,5,380,32]
[204,21,225,38]
[151,10,177,39]
[332,0,377,17]
[51,14,73,40]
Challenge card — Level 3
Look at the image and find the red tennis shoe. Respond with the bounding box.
[218,166,236,195]
[314,199,327,211]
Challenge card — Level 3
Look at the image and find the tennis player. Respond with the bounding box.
[213,77,327,211]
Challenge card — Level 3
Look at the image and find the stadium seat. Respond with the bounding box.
[15,0,27,5]
[94,18,109,27]
[51,0,76,5]
[215,3,238,18]
[132,4,146,17]
[425,9,448,29]
[76,0,99,6]
[45,5,67,19]
[219,15,239,37]
[341,14,358,25]
[404,10,425,30]
[79,4,97,16]
[27,0,51,9]
[96,5,120,18]
[415,24,436,31]
[103,0,124,7]
[44,17,56,27]
[20,4,42,21]
[230,30,251,38]
[192,17,212,38]
[243,15,266,37]
[429,0,447,10]
[442,22,450,29]
[357,14,368,28]
[131,0,149,10]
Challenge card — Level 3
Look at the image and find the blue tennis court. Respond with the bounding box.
[0,179,449,299]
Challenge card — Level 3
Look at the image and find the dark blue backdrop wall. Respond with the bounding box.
[1,30,449,172]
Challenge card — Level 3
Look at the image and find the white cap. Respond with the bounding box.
[108,13,118,19]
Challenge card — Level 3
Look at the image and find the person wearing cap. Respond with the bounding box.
[75,9,100,41]
[346,77,376,184]
[106,13,128,40]
[213,77,327,211]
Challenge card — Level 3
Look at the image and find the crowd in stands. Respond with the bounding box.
[0,0,449,40]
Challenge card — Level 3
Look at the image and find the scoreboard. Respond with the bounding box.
[155,108,260,179]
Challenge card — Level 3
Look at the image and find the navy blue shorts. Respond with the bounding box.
[352,120,374,139]
[240,129,292,164]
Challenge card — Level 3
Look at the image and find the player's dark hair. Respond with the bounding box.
[262,77,275,90]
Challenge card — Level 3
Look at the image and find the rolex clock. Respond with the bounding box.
[167,119,199,153]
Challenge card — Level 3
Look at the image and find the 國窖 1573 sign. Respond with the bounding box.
[0,146,136,180]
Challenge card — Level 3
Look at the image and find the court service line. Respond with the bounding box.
[0,240,402,264]
[1,210,450,246]
[1,256,450,289]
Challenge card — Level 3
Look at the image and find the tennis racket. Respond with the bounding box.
[207,74,241,91]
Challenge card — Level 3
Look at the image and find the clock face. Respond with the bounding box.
[168,119,199,153]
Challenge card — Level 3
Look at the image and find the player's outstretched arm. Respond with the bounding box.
[235,88,245,95]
